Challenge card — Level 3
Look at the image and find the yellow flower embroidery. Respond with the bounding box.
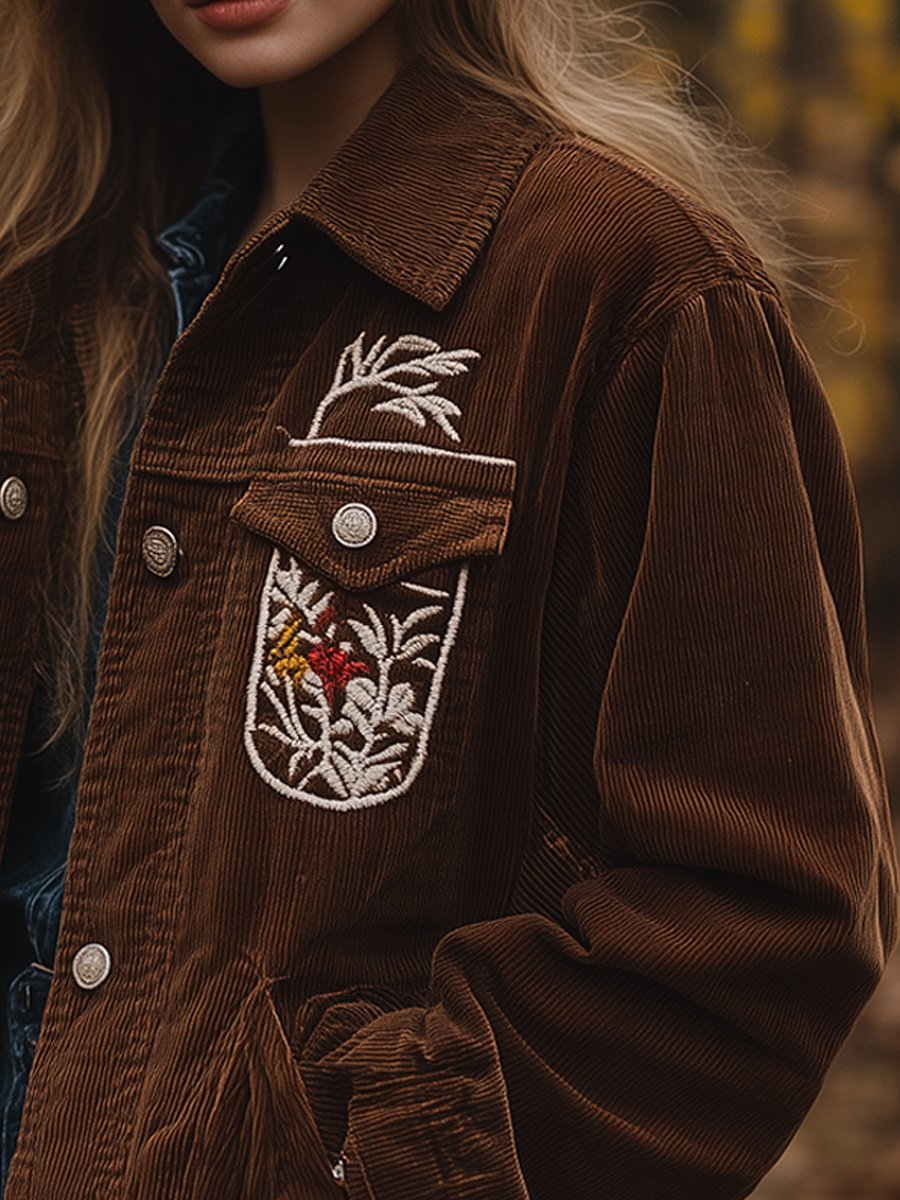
[269,615,310,685]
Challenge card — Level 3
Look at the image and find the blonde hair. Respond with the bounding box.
[402,0,801,286]
[0,0,246,747]
[1,0,802,745]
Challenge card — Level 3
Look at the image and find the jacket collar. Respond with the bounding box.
[287,55,549,311]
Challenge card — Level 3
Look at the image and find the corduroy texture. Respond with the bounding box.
[0,54,896,1200]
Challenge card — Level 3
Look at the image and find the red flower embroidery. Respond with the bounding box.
[314,606,338,637]
[307,642,369,709]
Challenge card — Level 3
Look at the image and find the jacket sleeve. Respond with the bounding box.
[293,279,898,1200]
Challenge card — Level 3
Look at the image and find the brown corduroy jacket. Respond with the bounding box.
[0,56,896,1200]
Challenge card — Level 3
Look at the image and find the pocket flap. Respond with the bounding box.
[230,440,516,592]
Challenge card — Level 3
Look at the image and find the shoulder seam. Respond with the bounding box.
[590,275,785,396]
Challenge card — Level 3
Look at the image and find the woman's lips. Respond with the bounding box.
[187,0,291,32]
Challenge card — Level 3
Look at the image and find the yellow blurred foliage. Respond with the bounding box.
[730,0,785,53]
[652,0,900,469]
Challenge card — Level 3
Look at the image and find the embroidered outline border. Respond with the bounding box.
[244,556,469,809]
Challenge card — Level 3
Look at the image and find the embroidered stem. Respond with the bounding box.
[301,331,479,442]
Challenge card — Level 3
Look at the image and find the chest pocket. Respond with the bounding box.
[230,439,516,810]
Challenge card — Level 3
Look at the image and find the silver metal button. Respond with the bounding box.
[331,1157,346,1186]
[331,503,377,549]
[0,476,28,521]
[72,943,111,990]
[142,525,179,577]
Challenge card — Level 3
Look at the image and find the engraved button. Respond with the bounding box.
[0,476,28,521]
[331,503,377,549]
[141,525,179,577]
[72,943,111,990]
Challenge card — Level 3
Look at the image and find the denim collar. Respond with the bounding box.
[156,126,264,336]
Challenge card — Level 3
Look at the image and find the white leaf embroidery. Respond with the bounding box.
[399,606,445,634]
[298,331,480,441]
[346,619,386,660]
[346,676,377,713]
[245,325,486,807]
[396,633,441,661]
[366,742,407,765]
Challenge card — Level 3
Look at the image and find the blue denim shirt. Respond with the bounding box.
[0,133,260,1191]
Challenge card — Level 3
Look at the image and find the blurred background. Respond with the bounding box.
[639,2,900,1196]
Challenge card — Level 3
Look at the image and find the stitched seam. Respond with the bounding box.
[587,276,784,401]
[115,521,240,1193]
[248,478,509,507]
[404,122,551,291]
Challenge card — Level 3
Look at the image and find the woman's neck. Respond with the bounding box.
[244,9,409,241]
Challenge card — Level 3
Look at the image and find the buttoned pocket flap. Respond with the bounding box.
[230,440,516,592]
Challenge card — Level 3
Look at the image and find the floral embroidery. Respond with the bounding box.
[306,645,369,709]
[244,329,484,809]
[245,555,468,807]
[269,615,313,686]
[269,606,370,711]
[303,331,480,441]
